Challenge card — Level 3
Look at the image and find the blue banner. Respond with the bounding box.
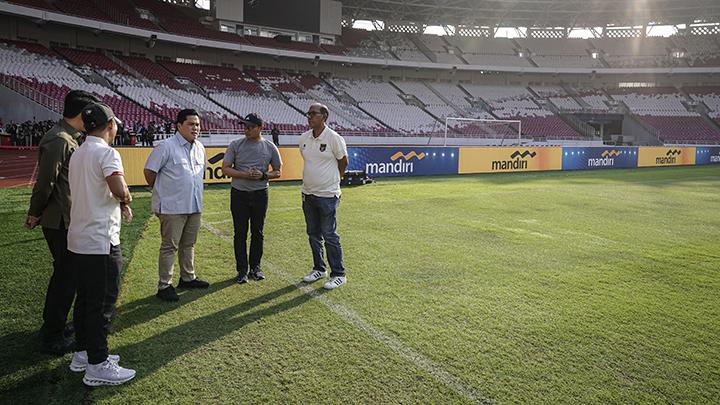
[562,147,638,170]
[347,147,459,177]
[695,146,720,165]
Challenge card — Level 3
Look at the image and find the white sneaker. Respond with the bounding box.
[70,351,120,372]
[303,270,326,283]
[83,359,136,386]
[323,276,346,290]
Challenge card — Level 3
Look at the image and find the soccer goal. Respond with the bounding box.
[444,117,522,146]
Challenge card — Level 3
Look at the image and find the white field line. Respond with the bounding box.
[201,221,494,405]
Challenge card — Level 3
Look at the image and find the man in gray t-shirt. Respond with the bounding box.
[221,113,282,284]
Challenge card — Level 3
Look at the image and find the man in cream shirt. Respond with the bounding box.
[299,103,349,290]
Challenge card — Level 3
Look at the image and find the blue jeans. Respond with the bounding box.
[302,193,345,277]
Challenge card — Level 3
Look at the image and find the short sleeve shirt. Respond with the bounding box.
[67,136,124,255]
[145,133,205,214]
[299,126,347,198]
[223,137,282,191]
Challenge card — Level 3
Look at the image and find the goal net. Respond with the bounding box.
[444,117,522,145]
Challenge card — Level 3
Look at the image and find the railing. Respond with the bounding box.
[0,73,62,112]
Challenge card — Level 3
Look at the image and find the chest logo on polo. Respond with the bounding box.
[320,144,327,152]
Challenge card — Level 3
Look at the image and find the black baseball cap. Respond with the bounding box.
[239,113,263,128]
[82,102,122,132]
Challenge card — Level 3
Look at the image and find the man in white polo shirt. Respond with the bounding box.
[299,103,349,290]
[67,102,135,386]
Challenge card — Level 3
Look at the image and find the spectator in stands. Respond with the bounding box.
[6,121,17,145]
[144,109,210,302]
[25,90,100,355]
[271,126,280,147]
[299,103,349,290]
[139,126,147,147]
[147,122,156,147]
[221,113,282,284]
[67,102,135,386]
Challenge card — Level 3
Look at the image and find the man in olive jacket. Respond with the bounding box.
[26,90,99,355]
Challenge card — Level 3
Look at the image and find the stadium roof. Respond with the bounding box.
[341,0,720,29]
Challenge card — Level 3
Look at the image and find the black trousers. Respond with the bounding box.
[71,245,122,365]
[40,226,76,343]
[231,188,268,276]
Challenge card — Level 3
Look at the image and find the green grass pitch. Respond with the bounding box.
[1,165,719,404]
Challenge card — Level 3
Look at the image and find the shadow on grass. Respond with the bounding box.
[111,277,237,334]
[0,236,45,248]
[2,283,325,400]
[92,283,327,402]
[0,330,49,379]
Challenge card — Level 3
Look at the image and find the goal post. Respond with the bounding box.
[444,117,522,146]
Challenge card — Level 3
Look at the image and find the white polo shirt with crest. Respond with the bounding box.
[299,126,347,198]
[67,136,124,255]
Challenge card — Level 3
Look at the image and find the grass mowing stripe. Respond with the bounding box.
[202,220,495,405]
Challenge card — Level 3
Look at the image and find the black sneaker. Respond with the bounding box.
[41,335,75,356]
[236,274,249,284]
[177,278,210,289]
[156,286,179,302]
[250,270,265,281]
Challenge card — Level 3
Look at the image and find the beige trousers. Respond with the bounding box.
[157,213,201,289]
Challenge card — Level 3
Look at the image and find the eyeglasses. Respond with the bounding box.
[243,124,257,130]
[305,111,322,118]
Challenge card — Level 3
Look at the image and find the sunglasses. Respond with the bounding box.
[305,111,322,118]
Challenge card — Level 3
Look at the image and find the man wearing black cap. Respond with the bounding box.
[67,102,135,386]
[221,113,282,284]
[25,89,99,355]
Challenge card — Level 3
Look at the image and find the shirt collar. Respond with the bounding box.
[174,132,192,148]
[311,127,326,141]
[59,119,83,140]
[84,135,108,146]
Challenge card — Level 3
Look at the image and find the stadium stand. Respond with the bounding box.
[1,10,719,145]
[609,87,720,143]
[329,77,442,134]
[517,39,603,68]
[461,84,583,139]
[415,34,465,64]
[131,0,247,43]
[592,38,677,67]
[672,35,720,67]
[0,41,159,126]
[445,37,533,67]
[575,88,613,112]
[117,56,182,89]
[685,86,720,120]
[374,32,431,62]
[340,28,395,59]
